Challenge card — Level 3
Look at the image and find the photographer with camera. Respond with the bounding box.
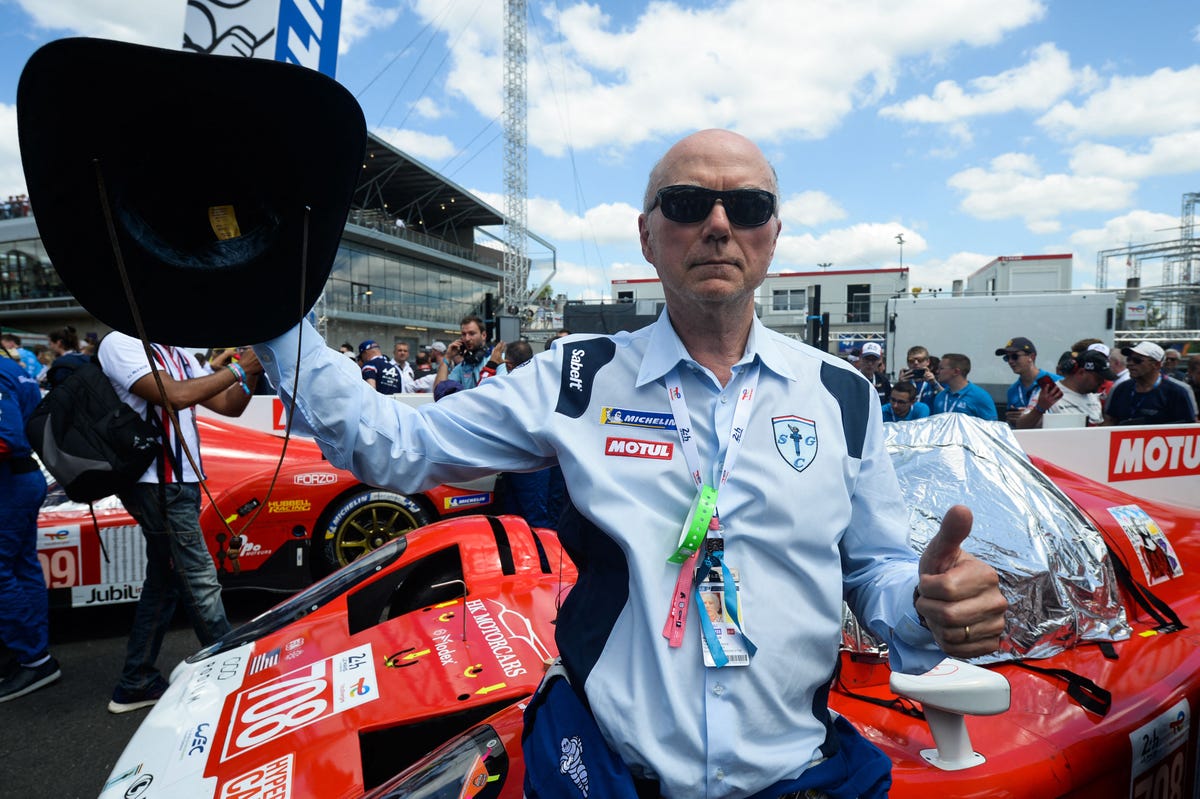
[434,315,505,390]
[897,345,940,406]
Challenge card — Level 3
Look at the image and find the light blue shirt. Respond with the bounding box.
[930,381,998,420]
[882,401,930,422]
[258,312,942,799]
[1006,369,1060,409]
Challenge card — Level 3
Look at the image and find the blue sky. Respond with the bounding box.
[1,0,1198,302]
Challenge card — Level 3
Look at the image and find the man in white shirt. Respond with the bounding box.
[1015,349,1114,428]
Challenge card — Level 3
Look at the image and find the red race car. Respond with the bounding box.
[36,413,498,608]
[100,416,1200,799]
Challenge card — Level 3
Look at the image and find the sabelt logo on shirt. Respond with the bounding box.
[605,436,673,459]
[568,347,585,391]
[1108,429,1200,482]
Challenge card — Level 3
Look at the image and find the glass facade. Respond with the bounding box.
[323,241,497,327]
[0,236,65,301]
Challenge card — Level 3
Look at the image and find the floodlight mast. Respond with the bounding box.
[502,0,530,316]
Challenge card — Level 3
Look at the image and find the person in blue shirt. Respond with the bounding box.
[931,353,998,420]
[1,332,41,379]
[255,129,1006,799]
[434,314,507,390]
[882,381,931,422]
[996,336,1060,426]
[0,355,57,703]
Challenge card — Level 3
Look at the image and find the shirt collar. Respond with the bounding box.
[634,309,797,388]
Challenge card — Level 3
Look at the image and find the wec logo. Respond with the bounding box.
[1109,431,1200,482]
[604,437,673,459]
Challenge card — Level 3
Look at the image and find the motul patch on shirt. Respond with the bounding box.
[604,436,673,459]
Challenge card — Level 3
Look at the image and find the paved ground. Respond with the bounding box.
[0,589,282,799]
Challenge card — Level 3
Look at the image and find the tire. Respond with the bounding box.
[317,489,433,573]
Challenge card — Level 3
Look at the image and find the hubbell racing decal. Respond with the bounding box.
[445,492,491,510]
[1109,429,1200,482]
[219,753,295,799]
[1108,505,1183,585]
[221,644,379,761]
[1129,698,1188,798]
[268,499,312,513]
[599,407,677,430]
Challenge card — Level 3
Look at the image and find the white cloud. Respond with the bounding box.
[881,43,1094,124]
[472,189,639,246]
[419,0,1045,156]
[908,251,994,293]
[373,127,457,161]
[947,152,1134,230]
[1038,65,1200,138]
[411,97,445,120]
[14,0,185,45]
[1069,130,1200,180]
[339,0,402,55]
[779,191,847,227]
[0,104,25,198]
[774,223,925,271]
[1069,209,1183,252]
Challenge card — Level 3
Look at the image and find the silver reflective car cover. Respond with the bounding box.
[843,413,1129,664]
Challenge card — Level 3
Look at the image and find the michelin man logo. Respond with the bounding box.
[559,736,589,796]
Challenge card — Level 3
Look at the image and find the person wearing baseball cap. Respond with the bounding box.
[1103,341,1198,425]
[1014,349,1116,429]
[995,336,1060,426]
[358,340,403,395]
[851,341,891,404]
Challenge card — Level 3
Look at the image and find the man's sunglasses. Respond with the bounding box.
[651,185,776,227]
[1001,352,1026,362]
[1128,355,1148,365]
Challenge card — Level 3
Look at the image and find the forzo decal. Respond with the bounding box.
[773,415,818,473]
[293,472,338,486]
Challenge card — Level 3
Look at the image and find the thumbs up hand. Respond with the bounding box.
[914,505,1008,657]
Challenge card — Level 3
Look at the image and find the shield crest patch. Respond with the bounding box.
[772,415,818,473]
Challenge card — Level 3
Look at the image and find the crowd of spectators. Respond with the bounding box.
[848,335,1199,427]
[1,195,31,219]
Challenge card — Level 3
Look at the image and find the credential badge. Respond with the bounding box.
[772,415,818,473]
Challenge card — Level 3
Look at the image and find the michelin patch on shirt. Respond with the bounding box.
[555,337,616,419]
[599,406,677,430]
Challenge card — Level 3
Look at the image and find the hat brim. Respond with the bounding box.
[18,38,367,346]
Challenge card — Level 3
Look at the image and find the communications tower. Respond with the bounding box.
[502,0,529,314]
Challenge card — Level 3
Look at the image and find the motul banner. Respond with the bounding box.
[184,0,342,77]
[1108,429,1200,482]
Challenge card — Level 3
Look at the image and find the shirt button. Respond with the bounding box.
[712,683,725,696]
[715,768,726,781]
[720,394,729,404]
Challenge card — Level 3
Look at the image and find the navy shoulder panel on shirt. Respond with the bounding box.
[553,502,629,689]
[819,361,871,459]
[554,337,617,418]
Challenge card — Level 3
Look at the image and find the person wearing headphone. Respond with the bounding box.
[434,315,505,389]
[1013,349,1115,428]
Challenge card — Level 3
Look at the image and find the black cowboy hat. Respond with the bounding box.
[17,37,366,345]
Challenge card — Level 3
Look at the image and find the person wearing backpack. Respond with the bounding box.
[0,353,58,703]
[98,331,263,713]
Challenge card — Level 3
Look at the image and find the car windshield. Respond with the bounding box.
[188,535,408,663]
